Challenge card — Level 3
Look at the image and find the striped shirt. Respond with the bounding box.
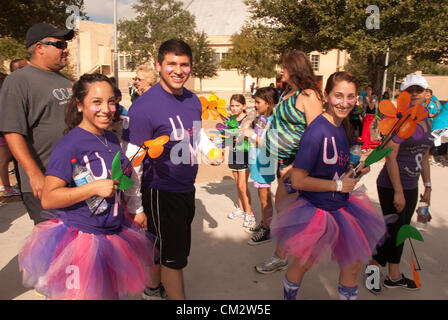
[265,90,307,160]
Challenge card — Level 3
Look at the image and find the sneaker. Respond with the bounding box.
[383,274,419,290]
[243,214,256,228]
[8,168,14,175]
[255,255,288,274]
[141,284,168,300]
[248,227,271,245]
[228,208,245,220]
[245,220,263,234]
[2,186,21,197]
[364,265,382,295]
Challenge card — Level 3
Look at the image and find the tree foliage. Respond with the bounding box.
[221,26,277,91]
[187,31,218,92]
[0,0,88,41]
[245,0,448,95]
[118,0,197,70]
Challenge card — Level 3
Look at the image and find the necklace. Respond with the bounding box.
[92,132,112,153]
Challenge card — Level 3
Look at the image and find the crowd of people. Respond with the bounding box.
[0,22,445,300]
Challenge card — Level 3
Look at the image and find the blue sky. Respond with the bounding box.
[83,0,137,24]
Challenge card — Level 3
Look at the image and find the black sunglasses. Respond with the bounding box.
[39,40,68,50]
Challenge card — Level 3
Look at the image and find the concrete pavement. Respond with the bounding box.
[1,160,447,300]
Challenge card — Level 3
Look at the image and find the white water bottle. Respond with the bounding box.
[71,158,108,215]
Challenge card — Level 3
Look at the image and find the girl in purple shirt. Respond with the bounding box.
[271,72,386,300]
[18,74,155,299]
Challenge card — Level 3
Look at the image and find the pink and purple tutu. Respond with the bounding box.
[271,191,386,268]
[19,218,156,300]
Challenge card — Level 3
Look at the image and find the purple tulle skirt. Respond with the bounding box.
[19,219,156,300]
[271,191,386,268]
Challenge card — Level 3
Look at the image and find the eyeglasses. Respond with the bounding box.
[39,40,68,50]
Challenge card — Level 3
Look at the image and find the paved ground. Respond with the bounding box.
[1,157,447,300]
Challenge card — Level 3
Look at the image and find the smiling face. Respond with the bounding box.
[78,81,116,134]
[325,80,357,125]
[156,53,191,95]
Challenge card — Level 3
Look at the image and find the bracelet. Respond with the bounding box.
[251,133,257,141]
[424,182,432,188]
[335,179,343,192]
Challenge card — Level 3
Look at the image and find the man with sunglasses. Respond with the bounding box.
[0,23,74,225]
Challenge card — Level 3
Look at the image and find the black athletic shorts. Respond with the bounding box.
[141,187,195,270]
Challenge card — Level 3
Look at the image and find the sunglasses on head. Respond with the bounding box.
[39,40,68,50]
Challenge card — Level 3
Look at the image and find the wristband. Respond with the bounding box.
[424,182,432,188]
[335,179,343,192]
[251,133,257,141]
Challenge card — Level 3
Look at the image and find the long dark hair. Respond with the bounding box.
[65,73,114,134]
[253,86,279,117]
[324,71,358,145]
[282,50,323,102]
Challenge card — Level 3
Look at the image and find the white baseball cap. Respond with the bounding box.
[400,74,428,91]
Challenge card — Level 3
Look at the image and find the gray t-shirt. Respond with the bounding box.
[0,65,72,192]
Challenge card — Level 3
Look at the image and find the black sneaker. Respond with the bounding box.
[245,220,263,234]
[383,274,419,290]
[248,227,271,245]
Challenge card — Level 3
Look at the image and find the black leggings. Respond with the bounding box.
[373,186,418,266]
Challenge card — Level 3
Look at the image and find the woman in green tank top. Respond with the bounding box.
[255,50,324,275]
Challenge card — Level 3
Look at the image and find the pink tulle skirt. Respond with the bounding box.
[19,219,156,300]
[271,192,386,268]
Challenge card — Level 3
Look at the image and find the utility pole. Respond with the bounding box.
[113,0,119,82]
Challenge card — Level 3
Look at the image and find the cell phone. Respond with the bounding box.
[351,162,363,178]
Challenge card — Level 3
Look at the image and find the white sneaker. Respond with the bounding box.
[228,208,245,220]
[243,214,256,228]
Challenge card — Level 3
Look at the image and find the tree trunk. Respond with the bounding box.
[242,73,246,93]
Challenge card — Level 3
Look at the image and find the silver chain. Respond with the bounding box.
[92,132,112,153]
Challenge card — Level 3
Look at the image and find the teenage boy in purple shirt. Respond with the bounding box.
[122,39,217,300]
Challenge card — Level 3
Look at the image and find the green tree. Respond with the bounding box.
[118,0,197,70]
[0,0,88,41]
[245,0,448,96]
[187,32,218,92]
[0,38,28,73]
[221,26,277,92]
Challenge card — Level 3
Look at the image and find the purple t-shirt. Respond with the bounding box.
[377,120,433,190]
[122,83,202,193]
[294,114,350,211]
[46,127,129,234]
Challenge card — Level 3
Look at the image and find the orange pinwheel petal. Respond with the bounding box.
[379,117,398,135]
[414,105,429,122]
[147,145,164,158]
[202,109,210,120]
[397,119,416,139]
[379,100,397,117]
[397,91,411,112]
[409,253,421,288]
[209,100,218,109]
[199,96,208,108]
[131,150,147,167]
[144,135,170,148]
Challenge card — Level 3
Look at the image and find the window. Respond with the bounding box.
[119,55,131,71]
[221,52,229,60]
[213,53,221,66]
[311,55,319,72]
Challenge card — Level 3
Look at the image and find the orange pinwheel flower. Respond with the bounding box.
[200,94,228,120]
[379,91,428,140]
[130,135,170,167]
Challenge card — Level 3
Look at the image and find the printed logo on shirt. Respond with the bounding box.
[53,87,73,103]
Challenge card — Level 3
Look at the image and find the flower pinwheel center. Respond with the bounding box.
[397,112,403,119]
